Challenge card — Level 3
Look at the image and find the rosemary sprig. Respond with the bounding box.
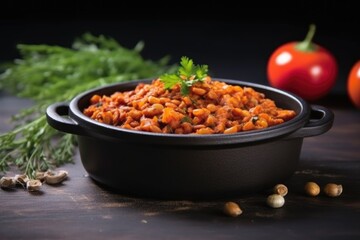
[0,33,174,178]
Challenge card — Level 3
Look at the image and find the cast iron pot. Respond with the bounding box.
[46,79,334,199]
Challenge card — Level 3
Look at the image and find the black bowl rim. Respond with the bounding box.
[68,78,310,146]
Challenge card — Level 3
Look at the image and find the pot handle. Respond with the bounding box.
[46,102,85,135]
[286,105,334,139]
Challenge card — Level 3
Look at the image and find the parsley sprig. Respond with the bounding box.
[160,57,208,95]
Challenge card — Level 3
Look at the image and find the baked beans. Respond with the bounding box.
[83,77,296,134]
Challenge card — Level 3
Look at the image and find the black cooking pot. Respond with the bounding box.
[46,79,334,199]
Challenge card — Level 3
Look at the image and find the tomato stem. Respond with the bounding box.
[296,24,316,52]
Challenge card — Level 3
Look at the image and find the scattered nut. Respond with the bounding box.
[223,201,243,217]
[44,170,68,185]
[273,184,288,197]
[14,174,29,186]
[323,183,343,197]
[26,179,42,192]
[35,171,46,182]
[266,194,285,208]
[1,169,68,192]
[304,181,320,197]
[0,177,16,188]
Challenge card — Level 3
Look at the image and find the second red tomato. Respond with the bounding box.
[347,61,360,109]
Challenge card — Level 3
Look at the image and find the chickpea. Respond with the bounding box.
[273,184,288,197]
[323,183,343,197]
[266,194,285,208]
[304,182,320,197]
[223,202,243,217]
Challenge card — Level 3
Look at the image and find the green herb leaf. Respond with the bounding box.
[180,82,190,95]
[181,115,192,123]
[0,33,174,178]
[196,64,208,79]
[179,56,194,78]
[159,56,209,95]
[160,74,182,90]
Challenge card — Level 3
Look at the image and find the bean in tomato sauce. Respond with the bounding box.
[83,77,296,134]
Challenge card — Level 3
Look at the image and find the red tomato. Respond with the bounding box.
[267,25,338,101]
[347,60,360,108]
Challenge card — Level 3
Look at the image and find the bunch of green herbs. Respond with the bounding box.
[0,33,174,178]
